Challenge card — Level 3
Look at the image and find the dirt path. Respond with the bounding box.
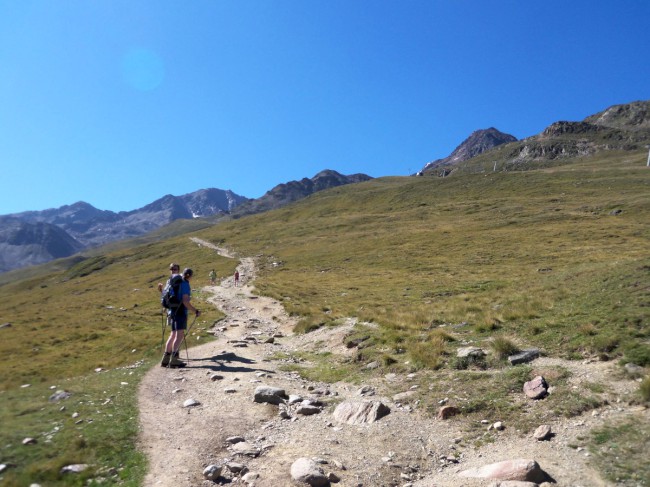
[138,239,645,487]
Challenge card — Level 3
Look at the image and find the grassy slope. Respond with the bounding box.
[1,149,648,485]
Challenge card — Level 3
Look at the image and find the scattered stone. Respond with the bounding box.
[290,457,329,487]
[254,385,288,405]
[494,421,505,431]
[438,405,460,420]
[328,471,341,483]
[523,376,548,400]
[357,385,375,396]
[624,363,644,377]
[226,461,246,473]
[393,390,417,402]
[210,374,224,381]
[22,437,37,445]
[226,436,246,444]
[457,346,486,358]
[332,400,391,425]
[224,387,237,393]
[288,394,304,404]
[533,424,552,441]
[0,322,11,329]
[459,459,549,483]
[242,471,260,483]
[203,464,222,480]
[609,209,622,216]
[60,464,89,474]
[232,441,260,457]
[49,390,72,402]
[365,361,380,370]
[183,398,201,408]
[296,403,321,415]
[508,349,540,365]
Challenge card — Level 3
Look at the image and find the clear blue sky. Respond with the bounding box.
[1,1,648,214]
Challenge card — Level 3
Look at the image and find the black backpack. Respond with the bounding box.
[161,275,183,309]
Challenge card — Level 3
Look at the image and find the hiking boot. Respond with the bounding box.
[169,355,186,368]
[160,352,171,367]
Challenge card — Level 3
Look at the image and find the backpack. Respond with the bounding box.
[161,275,183,309]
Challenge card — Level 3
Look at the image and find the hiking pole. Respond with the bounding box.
[181,312,199,364]
[160,308,167,352]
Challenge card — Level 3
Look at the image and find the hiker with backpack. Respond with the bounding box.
[161,267,200,367]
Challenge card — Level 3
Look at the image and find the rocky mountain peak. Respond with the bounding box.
[422,127,517,172]
[584,100,650,131]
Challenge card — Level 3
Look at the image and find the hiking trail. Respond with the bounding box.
[137,238,645,487]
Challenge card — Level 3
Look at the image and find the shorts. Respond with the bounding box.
[168,309,187,331]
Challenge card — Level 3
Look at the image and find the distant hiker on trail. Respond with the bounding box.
[161,268,200,368]
[234,270,240,287]
[209,269,216,285]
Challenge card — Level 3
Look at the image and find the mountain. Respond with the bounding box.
[231,170,373,217]
[420,128,517,173]
[0,216,85,273]
[466,100,650,171]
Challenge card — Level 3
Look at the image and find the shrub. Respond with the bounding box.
[490,336,519,360]
[640,376,650,403]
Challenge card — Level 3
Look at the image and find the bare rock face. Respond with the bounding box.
[459,458,548,483]
[290,458,329,487]
[332,400,390,424]
[523,376,548,399]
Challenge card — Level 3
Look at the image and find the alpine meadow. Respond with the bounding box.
[1,126,650,483]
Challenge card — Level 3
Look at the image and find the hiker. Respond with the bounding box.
[234,270,240,287]
[209,269,216,285]
[158,262,180,293]
[161,268,200,367]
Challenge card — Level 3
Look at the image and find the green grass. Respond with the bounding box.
[2,148,649,484]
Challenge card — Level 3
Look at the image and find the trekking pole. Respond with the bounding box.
[160,308,166,352]
[182,312,199,364]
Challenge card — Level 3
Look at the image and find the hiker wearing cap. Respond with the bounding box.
[161,267,200,367]
[158,263,180,293]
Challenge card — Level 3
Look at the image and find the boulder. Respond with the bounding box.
[253,385,288,405]
[438,405,460,420]
[523,376,548,399]
[290,458,329,486]
[459,458,548,483]
[533,424,552,441]
[457,346,486,358]
[332,400,390,424]
[508,349,540,365]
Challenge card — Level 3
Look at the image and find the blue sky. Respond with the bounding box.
[1,1,648,214]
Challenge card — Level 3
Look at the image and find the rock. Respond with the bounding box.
[22,437,37,445]
[459,458,548,483]
[253,385,288,405]
[226,436,246,444]
[210,374,224,381]
[0,322,11,329]
[226,461,246,473]
[60,464,89,474]
[523,376,548,399]
[457,346,486,358]
[533,424,552,441]
[438,405,460,420]
[393,390,417,402]
[296,404,321,415]
[232,441,260,457]
[508,349,540,365]
[242,471,260,483]
[183,398,201,408]
[365,361,380,369]
[328,471,341,483]
[203,464,222,480]
[624,363,644,377]
[290,457,329,486]
[494,421,505,431]
[49,390,72,402]
[332,400,390,424]
[288,394,304,404]
[357,385,375,396]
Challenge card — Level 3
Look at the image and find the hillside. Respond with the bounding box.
[1,144,648,485]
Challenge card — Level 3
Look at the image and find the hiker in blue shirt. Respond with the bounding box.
[161,267,200,367]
